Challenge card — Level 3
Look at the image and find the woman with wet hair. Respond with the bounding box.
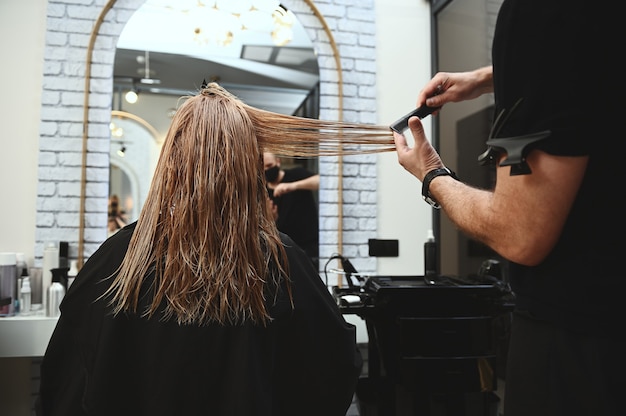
[38,83,395,416]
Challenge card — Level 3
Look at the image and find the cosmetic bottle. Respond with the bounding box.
[42,243,59,312]
[15,252,27,313]
[0,252,17,316]
[47,268,67,318]
[21,277,31,315]
[29,267,42,307]
[67,260,78,288]
[424,229,437,277]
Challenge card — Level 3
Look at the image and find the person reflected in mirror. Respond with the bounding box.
[266,193,279,222]
[37,83,374,416]
[264,152,319,267]
[392,1,624,415]
[107,194,127,236]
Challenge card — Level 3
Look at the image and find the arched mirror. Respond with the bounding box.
[111,0,321,230]
[108,110,162,235]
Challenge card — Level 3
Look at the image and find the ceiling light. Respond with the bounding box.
[124,89,138,104]
[140,78,160,85]
[109,122,124,138]
[138,50,161,85]
[239,7,273,31]
[152,0,293,47]
[271,25,293,47]
[270,5,294,46]
[272,5,293,27]
[191,3,240,47]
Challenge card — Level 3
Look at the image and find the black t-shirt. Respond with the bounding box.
[492,0,625,336]
[272,167,319,258]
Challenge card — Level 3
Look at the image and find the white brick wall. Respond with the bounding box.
[37,0,380,276]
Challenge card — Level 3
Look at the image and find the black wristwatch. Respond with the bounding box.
[421,167,458,209]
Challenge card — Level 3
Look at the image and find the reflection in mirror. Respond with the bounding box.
[433,0,500,278]
[113,0,320,120]
[108,111,162,233]
[110,0,320,231]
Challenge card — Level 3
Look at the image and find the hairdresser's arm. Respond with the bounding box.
[418,66,494,112]
[394,116,587,266]
[272,174,320,198]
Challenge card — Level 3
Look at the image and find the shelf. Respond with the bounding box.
[0,311,58,358]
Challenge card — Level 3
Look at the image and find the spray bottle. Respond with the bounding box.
[47,267,67,318]
[424,229,437,278]
[20,276,31,315]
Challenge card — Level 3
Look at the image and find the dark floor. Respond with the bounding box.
[346,386,505,416]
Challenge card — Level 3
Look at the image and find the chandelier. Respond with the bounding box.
[152,0,294,47]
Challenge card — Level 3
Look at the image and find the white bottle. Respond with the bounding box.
[21,277,31,315]
[42,243,59,313]
[67,260,79,288]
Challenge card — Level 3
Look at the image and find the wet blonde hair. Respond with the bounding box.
[106,83,394,326]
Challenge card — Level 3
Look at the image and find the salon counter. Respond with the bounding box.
[0,313,56,416]
[0,313,57,358]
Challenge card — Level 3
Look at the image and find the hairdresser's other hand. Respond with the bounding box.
[272,174,319,198]
[417,66,494,113]
[272,182,296,198]
[393,116,444,182]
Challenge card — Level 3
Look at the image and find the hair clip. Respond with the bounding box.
[476,98,551,175]
[485,130,551,175]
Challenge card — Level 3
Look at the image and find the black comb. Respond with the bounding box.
[389,104,441,133]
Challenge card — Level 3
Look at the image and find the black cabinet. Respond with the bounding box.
[336,275,513,416]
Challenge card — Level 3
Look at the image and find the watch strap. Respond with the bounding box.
[421,167,457,209]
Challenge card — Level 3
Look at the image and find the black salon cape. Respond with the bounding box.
[37,223,361,416]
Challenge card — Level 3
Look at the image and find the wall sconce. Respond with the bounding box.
[117,145,127,157]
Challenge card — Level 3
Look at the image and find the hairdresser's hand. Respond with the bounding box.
[417,66,494,113]
[272,182,295,198]
[272,175,319,198]
[393,116,444,182]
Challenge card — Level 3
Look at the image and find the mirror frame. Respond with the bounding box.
[110,110,160,141]
[77,0,345,267]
